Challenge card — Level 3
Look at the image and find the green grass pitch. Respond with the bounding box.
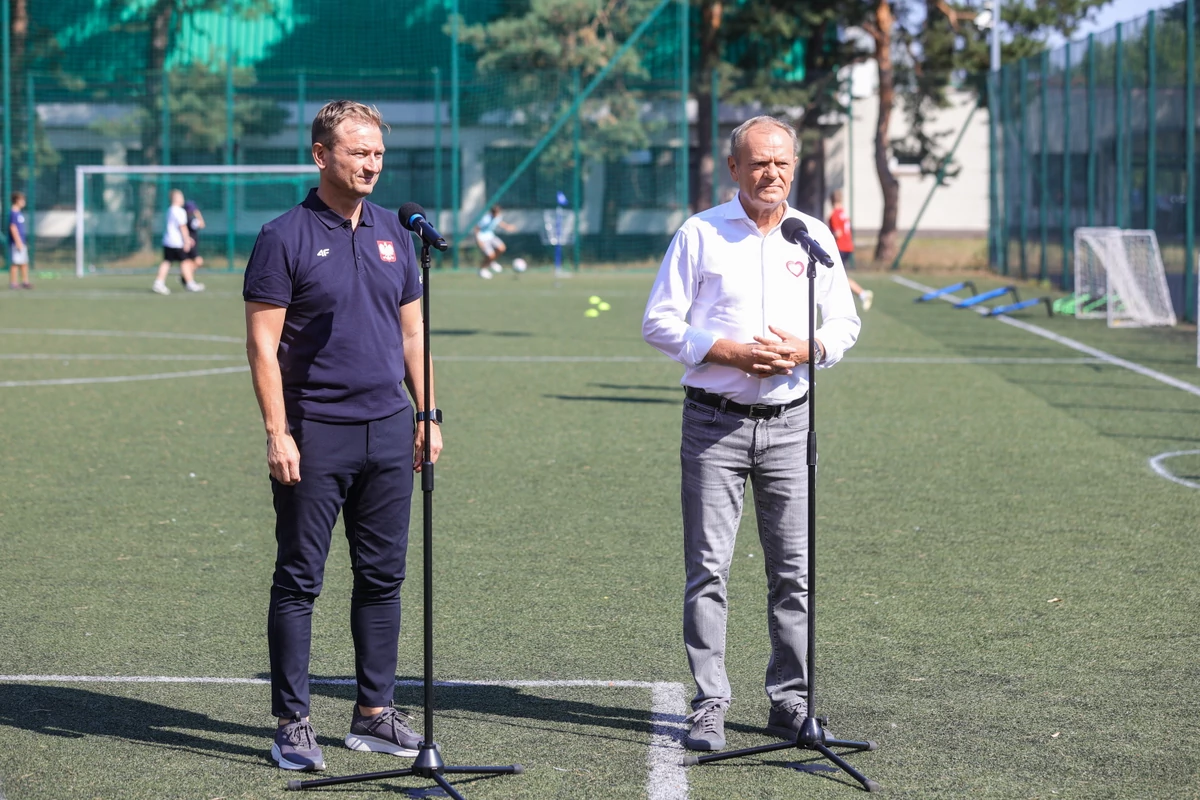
[0,269,1198,799]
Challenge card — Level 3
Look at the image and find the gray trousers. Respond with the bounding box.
[680,396,810,712]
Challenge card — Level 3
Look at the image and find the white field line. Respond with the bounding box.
[0,328,243,343]
[891,275,1200,399]
[0,354,243,361]
[0,291,242,300]
[0,674,690,800]
[1148,450,1200,490]
[0,366,249,388]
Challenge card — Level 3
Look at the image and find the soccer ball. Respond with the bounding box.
[513,257,528,273]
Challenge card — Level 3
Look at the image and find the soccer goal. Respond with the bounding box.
[75,164,318,277]
[1072,227,1177,327]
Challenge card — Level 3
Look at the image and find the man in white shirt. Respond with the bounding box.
[642,115,860,752]
[152,189,204,295]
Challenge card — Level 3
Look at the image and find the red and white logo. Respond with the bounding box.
[377,240,397,262]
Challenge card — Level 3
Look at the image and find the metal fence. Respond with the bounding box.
[0,0,688,273]
[991,0,1199,322]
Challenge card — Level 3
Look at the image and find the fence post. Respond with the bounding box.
[989,70,998,269]
[1040,50,1049,283]
[1115,22,1125,229]
[2,0,11,264]
[161,62,171,207]
[451,0,460,271]
[678,0,689,216]
[433,67,442,251]
[1188,0,1197,321]
[26,70,35,268]
[1147,11,1157,233]
[1062,41,1072,289]
[1000,64,1009,275]
[296,71,307,204]
[1087,34,1096,228]
[1019,58,1028,278]
[224,0,236,271]
[572,69,582,271]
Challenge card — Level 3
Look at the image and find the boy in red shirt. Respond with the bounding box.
[828,190,872,311]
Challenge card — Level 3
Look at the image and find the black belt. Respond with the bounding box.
[684,387,807,419]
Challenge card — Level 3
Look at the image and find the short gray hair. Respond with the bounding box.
[729,116,799,161]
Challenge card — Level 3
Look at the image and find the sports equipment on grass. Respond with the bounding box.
[914,281,977,302]
[512,257,527,273]
[75,164,317,277]
[288,221,523,798]
[986,296,1054,317]
[684,216,880,793]
[1073,228,1177,327]
[954,285,1017,309]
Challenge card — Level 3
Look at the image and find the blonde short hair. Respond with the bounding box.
[729,116,799,161]
[311,100,388,148]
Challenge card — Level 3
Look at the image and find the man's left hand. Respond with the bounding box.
[413,420,443,472]
[750,325,819,376]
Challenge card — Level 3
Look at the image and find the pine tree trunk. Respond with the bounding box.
[872,0,900,264]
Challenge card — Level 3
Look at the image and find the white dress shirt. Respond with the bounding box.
[642,197,861,406]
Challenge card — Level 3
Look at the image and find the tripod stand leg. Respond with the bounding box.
[811,741,881,793]
[431,771,468,800]
[824,735,878,752]
[286,767,415,790]
[441,765,525,775]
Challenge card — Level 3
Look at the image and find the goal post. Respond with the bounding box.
[1072,227,1177,327]
[75,164,318,277]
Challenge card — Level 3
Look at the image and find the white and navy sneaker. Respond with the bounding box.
[345,705,422,757]
[271,714,326,771]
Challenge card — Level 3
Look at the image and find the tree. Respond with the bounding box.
[874,0,1111,263]
[716,0,871,217]
[457,0,673,239]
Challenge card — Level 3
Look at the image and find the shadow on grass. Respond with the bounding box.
[587,383,680,392]
[0,684,266,762]
[432,329,533,338]
[545,395,677,405]
[308,680,670,746]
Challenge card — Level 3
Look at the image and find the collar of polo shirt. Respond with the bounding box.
[305,188,377,230]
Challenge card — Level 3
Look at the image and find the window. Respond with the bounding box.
[484,147,565,209]
[607,148,681,208]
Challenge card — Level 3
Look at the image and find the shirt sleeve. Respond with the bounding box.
[399,231,423,307]
[642,224,719,366]
[810,221,861,366]
[242,224,293,308]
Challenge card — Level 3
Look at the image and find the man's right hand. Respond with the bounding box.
[267,432,301,485]
[705,339,797,377]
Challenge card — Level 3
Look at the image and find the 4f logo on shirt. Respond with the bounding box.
[317,248,330,257]
[377,240,397,262]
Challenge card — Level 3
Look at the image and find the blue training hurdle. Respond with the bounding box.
[986,296,1055,317]
[954,285,1017,309]
[914,280,977,302]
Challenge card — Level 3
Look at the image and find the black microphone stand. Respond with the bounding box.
[288,241,523,797]
[683,242,880,793]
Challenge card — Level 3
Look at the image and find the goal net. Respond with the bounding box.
[1073,227,1177,327]
[75,165,317,276]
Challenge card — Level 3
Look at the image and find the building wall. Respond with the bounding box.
[826,62,990,238]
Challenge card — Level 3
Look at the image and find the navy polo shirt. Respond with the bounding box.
[243,189,422,424]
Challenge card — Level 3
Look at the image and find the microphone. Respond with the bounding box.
[780,218,835,268]
[398,202,449,252]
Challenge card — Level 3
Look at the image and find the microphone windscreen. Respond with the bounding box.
[780,217,807,245]
[398,202,426,231]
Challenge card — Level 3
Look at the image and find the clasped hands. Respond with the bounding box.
[746,325,815,378]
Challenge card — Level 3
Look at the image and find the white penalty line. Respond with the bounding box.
[891,275,1200,399]
[0,674,690,799]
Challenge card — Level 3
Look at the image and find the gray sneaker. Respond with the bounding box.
[765,701,809,741]
[271,714,326,771]
[683,704,727,751]
[344,705,423,757]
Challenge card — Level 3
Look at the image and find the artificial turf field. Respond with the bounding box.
[0,269,1197,799]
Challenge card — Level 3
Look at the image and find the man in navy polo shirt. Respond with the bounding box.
[244,100,443,772]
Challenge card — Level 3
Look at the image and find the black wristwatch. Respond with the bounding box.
[416,408,443,424]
